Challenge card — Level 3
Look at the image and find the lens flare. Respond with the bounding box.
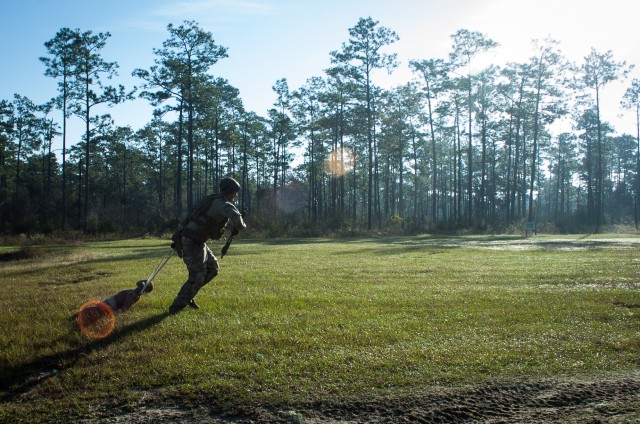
[324,147,355,176]
[76,300,115,340]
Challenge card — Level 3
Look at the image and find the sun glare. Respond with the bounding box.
[324,147,355,176]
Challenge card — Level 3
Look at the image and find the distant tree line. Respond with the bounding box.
[1,18,639,236]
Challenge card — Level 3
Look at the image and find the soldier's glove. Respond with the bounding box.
[231,227,240,236]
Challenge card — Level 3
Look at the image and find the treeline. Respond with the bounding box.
[1,18,639,237]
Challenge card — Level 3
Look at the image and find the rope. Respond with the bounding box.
[141,248,174,294]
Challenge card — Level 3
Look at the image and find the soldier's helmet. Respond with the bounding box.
[219,177,241,195]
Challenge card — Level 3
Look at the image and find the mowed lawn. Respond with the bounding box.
[1,234,640,421]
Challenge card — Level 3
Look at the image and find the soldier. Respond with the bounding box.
[169,177,246,314]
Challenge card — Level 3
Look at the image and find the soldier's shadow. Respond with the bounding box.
[0,312,169,399]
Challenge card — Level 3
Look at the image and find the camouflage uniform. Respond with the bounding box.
[169,193,246,313]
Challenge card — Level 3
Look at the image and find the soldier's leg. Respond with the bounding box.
[169,236,206,314]
[189,246,219,307]
[203,245,220,284]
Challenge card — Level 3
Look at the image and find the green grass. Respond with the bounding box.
[1,234,640,421]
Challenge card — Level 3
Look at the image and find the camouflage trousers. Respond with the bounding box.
[170,235,219,309]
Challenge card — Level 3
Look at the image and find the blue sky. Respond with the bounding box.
[2,0,639,148]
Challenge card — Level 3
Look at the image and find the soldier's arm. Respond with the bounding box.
[223,203,246,231]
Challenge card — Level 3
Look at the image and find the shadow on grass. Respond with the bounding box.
[0,247,44,261]
[355,235,638,255]
[245,238,338,246]
[329,234,528,256]
[247,234,527,247]
[0,312,170,399]
[0,246,178,283]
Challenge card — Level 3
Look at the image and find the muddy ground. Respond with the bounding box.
[83,371,640,423]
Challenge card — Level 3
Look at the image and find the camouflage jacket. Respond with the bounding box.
[181,194,246,244]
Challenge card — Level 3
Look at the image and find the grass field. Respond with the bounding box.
[1,234,640,422]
